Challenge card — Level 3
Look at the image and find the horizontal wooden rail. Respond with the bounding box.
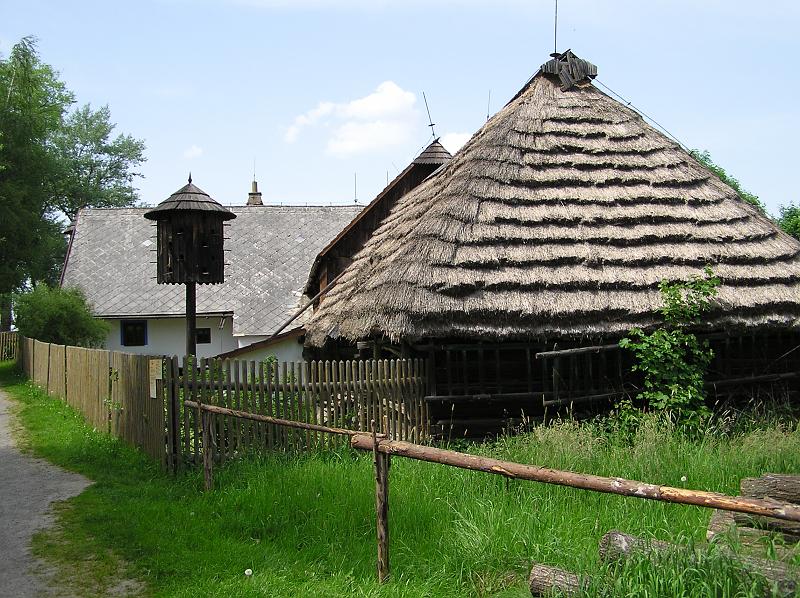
[350,435,800,523]
[184,400,387,438]
[535,343,620,359]
[182,378,426,393]
[424,391,538,403]
[543,390,623,407]
[705,372,798,387]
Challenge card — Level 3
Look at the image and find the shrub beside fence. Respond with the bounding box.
[18,336,165,463]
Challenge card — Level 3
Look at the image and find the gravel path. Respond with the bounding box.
[0,389,91,598]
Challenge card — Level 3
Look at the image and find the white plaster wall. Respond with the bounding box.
[104,316,238,358]
[226,335,305,364]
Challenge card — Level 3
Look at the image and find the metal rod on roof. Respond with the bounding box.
[422,92,436,138]
[554,0,558,55]
[266,270,346,341]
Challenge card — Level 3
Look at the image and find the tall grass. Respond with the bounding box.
[2,362,798,597]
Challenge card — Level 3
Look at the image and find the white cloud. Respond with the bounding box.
[440,132,472,155]
[328,120,413,156]
[285,101,334,142]
[183,145,204,159]
[285,81,418,157]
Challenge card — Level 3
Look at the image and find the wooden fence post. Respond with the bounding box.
[372,421,390,583]
[202,408,213,491]
[166,356,181,474]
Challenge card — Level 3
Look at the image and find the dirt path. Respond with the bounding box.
[0,389,91,598]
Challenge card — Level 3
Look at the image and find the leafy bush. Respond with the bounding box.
[13,285,108,347]
[778,203,800,240]
[619,267,719,429]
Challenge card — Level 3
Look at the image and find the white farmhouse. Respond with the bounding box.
[60,182,361,361]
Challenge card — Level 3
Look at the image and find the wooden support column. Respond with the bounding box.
[372,421,390,583]
[186,281,197,359]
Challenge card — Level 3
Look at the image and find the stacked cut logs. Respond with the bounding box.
[529,473,800,597]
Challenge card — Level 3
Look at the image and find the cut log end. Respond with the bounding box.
[529,564,587,597]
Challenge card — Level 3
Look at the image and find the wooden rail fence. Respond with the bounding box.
[185,397,800,584]
[165,356,429,470]
[17,336,164,463]
[0,330,18,361]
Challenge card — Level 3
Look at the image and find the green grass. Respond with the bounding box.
[3,361,799,597]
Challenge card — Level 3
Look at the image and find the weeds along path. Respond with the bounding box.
[0,388,91,598]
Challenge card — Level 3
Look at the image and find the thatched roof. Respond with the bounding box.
[303,139,451,296]
[305,51,800,347]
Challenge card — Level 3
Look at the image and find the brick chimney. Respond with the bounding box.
[247,180,263,206]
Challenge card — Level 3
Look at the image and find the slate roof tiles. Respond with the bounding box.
[62,205,362,336]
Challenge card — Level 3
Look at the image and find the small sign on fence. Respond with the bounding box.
[149,358,162,399]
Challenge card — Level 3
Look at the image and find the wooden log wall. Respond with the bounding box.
[0,330,18,360]
[169,357,429,465]
[17,336,165,464]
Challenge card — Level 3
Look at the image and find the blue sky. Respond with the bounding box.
[2,0,799,215]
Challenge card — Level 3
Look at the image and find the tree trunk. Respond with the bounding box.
[741,474,800,504]
[599,530,798,597]
[529,564,588,596]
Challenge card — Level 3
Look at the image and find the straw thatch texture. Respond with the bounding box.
[306,72,800,346]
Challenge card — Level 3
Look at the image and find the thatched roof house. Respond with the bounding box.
[306,51,800,349]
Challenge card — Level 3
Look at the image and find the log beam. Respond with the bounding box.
[741,474,800,504]
[350,435,800,523]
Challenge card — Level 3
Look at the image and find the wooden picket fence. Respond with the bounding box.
[15,336,432,470]
[17,336,165,463]
[0,330,18,360]
[165,356,430,469]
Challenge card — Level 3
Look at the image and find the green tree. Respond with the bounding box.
[777,204,800,240]
[49,103,146,221]
[0,37,73,296]
[13,285,108,347]
[0,37,146,332]
[691,150,766,213]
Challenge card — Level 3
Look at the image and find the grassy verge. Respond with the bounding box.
[3,361,799,597]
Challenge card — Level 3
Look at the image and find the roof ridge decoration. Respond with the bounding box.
[540,49,598,91]
[413,138,453,165]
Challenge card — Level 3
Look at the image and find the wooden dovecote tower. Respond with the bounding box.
[144,176,236,357]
